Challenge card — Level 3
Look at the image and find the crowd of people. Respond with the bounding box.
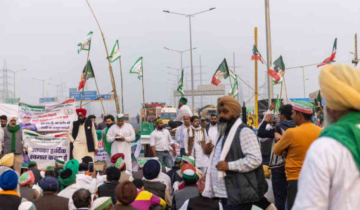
[0,64,359,210]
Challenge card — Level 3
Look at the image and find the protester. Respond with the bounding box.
[171,169,199,210]
[19,170,36,201]
[97,115,108,131]
[169,97,193,129]
[142,159,172,205]
[19,112,37,131]
[27,161,42,184]
[102,115,115,165]
[3,116,23,173]
[132,179,167,210]
[98,166,120,204]
[18,201,37,210]
[115,157,134,183]
[68,108,99,162]
[274,101,321,210]
[205,114,218,146]
[202,96,267,210]
[293,64,360,209]
[45,166,56,177]
[73,188,92,210]
[0,170,22,209]
[54,157,65,178]
[114,181,138,210]
[88,115,98,130]
[175,115,191,157]
[132,159,146,180]
[149,118,176,168]
[185,116,210,172]
[257,104,295,210]
[0,115,7,128]
[35,176,69,210]
[76,163,97,195]
[92,197,113,210]
[179,196,224,210]
[107,114,136,173]
[166,157,182,186]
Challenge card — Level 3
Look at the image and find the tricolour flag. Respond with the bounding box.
[129,57,143,80]
[251,45,264,64]
[177,69,185,96]
[109,40,121,63]
[267,56,285,84]
[77,31,93,54]
[317,38,337,67]
[211,59,230,86]
[78,60,95,91]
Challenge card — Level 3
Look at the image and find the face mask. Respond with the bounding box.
[211,121,217,126]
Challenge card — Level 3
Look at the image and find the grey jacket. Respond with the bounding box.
[3,127,23,154]
[172,186,199,210]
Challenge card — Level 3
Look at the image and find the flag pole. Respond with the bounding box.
[283,75,289,103]
[119,57,125,113]
[141,59,146,122]
[254,27,259,129]
[80,50,91,108]
[93,77,106,115]
[85,0,121,114]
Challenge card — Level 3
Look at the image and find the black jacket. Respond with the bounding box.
[98,181,119,204]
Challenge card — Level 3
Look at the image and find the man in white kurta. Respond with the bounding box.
[107,114,135,172]
[68,108,98,163]
[206,114,218,146]
[293,64,360,210]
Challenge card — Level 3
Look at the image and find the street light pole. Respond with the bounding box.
[32,77,52,98]
[265,0,273,107]
[163,7,215,113]
[10,69,26,98]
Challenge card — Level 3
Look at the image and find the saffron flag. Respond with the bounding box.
[129,57,143,80]
[251,45,264,64]
[78,60,95,91]
[109,40,121,63]
[177,69,185,97]
[77,31,93,54]
[317,38,337,67]
[267,56,285,84]
[211,59,230,86]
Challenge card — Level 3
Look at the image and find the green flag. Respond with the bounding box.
[276,97,280,112]
[129,57,143,80]
[211,59,230,86]
[317,91,322,106]
[77,31,93,54]
[177,69,185,97]
[78,60,95,91]
[109,40,121,63]
[229,71,239,97]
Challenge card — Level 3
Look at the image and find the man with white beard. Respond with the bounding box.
[293,64,360,210]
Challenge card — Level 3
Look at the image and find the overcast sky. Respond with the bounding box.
[1,0,358,117]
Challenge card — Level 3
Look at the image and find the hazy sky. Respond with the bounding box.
[1,0,359,117]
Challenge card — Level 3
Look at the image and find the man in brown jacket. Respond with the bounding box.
[35,176,69,210]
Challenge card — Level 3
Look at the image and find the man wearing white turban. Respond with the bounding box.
[293,64,360,210]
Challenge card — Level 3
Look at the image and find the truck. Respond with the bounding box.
[140,102,165,123]
[160,106,177,126]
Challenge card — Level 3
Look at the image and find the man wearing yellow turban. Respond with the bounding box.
[293,64,360,210]
[202,96,269,209]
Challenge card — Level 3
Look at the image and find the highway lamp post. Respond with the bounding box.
[163,7,216,113]
[10,69,26,98]
[32,77,52,98]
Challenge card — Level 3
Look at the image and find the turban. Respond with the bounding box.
[58,159,79,189]
[46,166,55,172]
[111,153,125,164]
[182,155,195,166]
[19,171,35,186]
[115,157,125,170]
[155,118,162,124]
[39,176,59,192]
[76,108,87,116]
[182,169,196,180]
[0,153,14,167]
[175,157,182,163]
[319,64,360,111]
[28,161,37,167]
[115,181,138,205]
[55,158,65,165]
[143,159,161,180]
[292,101,313,114]
[181,163,196,174]
[0,170,18,190]
[217,95,242,117]
[18,201,36,210]
[92,197,112,210]
[179,97,188,105]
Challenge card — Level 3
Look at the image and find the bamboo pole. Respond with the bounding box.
[93,77,106,115]
[254,27,259,129]
[141,59,146,122]
[80,50,91,108]
[85,0,120,114]
[119,57,125,113]
[283,75,289,103]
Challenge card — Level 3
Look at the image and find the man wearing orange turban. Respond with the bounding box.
[68,108,98,162]
[293,64,360,210]
[202,96,267,209]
